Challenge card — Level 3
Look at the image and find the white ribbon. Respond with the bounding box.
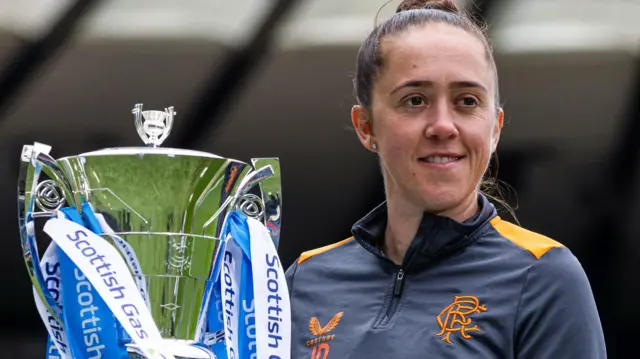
[43,217,174,359]
[247,217,291,359]
[220,235,243,359]
[220,216,291,359]
[93,213,151,310]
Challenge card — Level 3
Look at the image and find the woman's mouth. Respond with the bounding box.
[419,156,462,164]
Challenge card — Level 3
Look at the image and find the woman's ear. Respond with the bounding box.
[351,105,377,152]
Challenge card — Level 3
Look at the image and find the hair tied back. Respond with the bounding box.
[396,0,461,14]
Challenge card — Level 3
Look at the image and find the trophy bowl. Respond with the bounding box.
[18,104,283,358]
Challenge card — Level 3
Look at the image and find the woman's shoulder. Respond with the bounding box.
[488,216,567,261]
[284,236,370,287]
[498,224,606,358]
[486,216,590,290]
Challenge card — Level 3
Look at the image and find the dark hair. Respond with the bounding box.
[354,0,500,110]
[354,0,517,221]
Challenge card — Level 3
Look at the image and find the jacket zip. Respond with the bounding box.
[361,234,417,328]
[394,269,405,295]
[374,268,406,328]
[387,269,406,315]
[375,240,421,328]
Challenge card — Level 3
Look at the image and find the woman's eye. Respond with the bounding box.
[458,96,479,107]
[404,96,426,107]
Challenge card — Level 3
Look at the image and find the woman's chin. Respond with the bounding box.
[416,186,476,215]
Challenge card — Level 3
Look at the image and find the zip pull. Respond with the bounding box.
[394,269,405,296]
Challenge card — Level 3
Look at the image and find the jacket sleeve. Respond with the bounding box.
[515,246,607,358]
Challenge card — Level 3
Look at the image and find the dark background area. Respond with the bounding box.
[0,0,637,357]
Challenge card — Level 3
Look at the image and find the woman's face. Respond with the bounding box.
[353,22,503,219]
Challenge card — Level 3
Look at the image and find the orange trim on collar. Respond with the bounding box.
[298,237,355,265]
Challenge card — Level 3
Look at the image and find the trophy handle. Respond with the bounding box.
[17,143,71,323]
[132,103,149,145]
[251,158,282,249]
[31,147,78,211]
[157,106,175,146]
[221,158,282,249]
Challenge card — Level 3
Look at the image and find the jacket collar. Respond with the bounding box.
[351,193,497,272]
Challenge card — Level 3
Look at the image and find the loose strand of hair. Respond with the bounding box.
[481,153,520,225]
[375,0,399,28]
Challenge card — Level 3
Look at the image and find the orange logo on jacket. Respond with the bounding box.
[435,296,487,344]
[307,312,343,359]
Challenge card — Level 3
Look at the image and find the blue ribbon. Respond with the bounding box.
[45,204,129,359]
[205,210,256,359]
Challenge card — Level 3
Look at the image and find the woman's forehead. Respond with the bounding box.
[383,22,485,56]
[379,24,491,87]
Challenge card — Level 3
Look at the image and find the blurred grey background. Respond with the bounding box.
[0,0,638,357]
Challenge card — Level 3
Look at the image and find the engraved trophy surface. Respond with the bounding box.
[18,104,283,358]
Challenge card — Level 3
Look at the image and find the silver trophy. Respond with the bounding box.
[18,104,282,358]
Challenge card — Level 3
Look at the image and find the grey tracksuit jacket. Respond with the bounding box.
[285,194,607,358]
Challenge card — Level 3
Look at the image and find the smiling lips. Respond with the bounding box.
[418,155,463,166]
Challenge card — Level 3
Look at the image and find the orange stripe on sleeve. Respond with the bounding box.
[298,237,355,265]
[490,217,564,259]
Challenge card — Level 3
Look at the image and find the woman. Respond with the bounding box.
[285,0,606,358]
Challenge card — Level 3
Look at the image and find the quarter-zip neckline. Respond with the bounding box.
[351,194,496,274]
[351,194,497,329]
[371,240,419,328]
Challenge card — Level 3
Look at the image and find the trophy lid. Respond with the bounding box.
[76,147,228,159]
[60,103,247,165]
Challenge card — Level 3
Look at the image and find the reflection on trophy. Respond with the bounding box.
[17,104,284,358]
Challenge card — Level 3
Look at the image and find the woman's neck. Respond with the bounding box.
[383,199,422,265]
[383,192,479,266]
